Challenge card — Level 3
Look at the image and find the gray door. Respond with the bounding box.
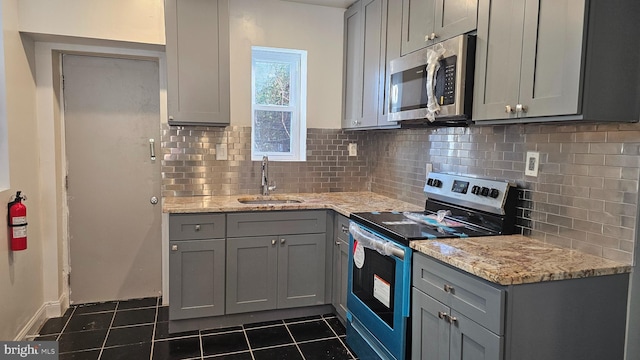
[63,55,162,304]
[401,0,435,55]
[450,311,503,360]
[277,233,326,308]
[434,0,478,42]
[226,236,278,314]
[343,2,363,128]
[169,239,226,320]
[518,0,584,118]
[412,288,450,360]
[472,0,525,121]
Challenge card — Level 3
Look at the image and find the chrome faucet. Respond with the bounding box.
[261,156,276,195]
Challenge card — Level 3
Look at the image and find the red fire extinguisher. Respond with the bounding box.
[8,191,27,251]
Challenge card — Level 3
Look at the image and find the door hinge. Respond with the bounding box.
[67,273,71,288]
[65,176,68,190]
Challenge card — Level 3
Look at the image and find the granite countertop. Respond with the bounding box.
[411,235,632,285]
[163,192,424,217]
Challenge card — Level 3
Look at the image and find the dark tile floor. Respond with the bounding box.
[35,297,355,360]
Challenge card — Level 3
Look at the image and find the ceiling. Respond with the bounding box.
[281,0,354,8]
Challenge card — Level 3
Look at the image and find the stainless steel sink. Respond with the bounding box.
[237,197,303,205]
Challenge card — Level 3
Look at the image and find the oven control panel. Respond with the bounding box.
[424,172,514,214]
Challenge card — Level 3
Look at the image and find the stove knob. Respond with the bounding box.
[471,185,481,195]
[481,187,490,196]
[489,188,500,198]
[433,179,443,188]
[427,178,434,186]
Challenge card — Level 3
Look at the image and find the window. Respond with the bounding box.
[251,47,307,161]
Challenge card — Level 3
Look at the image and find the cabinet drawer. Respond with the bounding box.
[169,213,226,240]
[413,253,505,334]
[335,214,350,242]
[227,211,327,238]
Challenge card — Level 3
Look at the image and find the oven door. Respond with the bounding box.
[347,222,412,360]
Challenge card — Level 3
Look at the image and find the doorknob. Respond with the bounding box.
[150,196,158,205]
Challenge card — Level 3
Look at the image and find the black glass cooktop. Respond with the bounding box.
[350,211,499,246]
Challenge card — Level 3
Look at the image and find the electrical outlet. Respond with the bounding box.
[525,151,540,177]
[216,143,228,160]
[348,143,358,157]
[425,163,433,178]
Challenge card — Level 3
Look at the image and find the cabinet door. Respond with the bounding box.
[332,239,350,321]
[434,0,478,42]
[343,2,364,128]
[401,0,436,55]
[165,0,230,125]
[278,234,327,308]
[518,0,585,118]
[169,239,225,320]
[450,311,503,360]
[378,0,402,126]
[226,236,278,314]
[359,0,386,128]
[411,288,450,360]
[472,0,525,121]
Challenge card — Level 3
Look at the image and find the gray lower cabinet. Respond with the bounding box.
[412,253,503,360]
[401,0,478,56]
[226,211,327,314]
[473,0,640,123]
[412,252,630,360]
[412,288,501,360]
[169,214,226,320]
[164,0,230,125]
[332,214,350,322]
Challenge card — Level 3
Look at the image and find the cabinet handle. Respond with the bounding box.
[516,104,528,114]
[171,245,178,251]
[168,115,174,121]
[448,315,458,325]
[443,284,454,293]
[341,225,349,234]
[272,239,277,246]
[438,311,448,320]
[280,238,286,244]
[194,224,201,231]
[429,32,438,40]
[335,241,341,246]
[505,105,514,113]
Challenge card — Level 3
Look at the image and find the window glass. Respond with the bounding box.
[251,47,306,161]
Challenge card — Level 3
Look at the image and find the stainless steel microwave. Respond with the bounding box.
[388,34,476,125]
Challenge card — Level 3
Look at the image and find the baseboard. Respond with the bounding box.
[15,293,69,341]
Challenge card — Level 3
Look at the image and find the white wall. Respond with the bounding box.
[18,0,345,128]
[0,0,44,341]
[17,0,165,45]
[229,0,344,128]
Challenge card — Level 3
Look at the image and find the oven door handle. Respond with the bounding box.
[349,223,405,260]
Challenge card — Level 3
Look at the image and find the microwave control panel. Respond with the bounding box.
[435,55,457,106]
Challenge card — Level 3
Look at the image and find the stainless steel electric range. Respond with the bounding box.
[346,172,519,360]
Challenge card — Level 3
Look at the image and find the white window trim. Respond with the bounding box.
[251,46,307,162]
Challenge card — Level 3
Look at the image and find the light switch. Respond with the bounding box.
[348,143,358,157]
[216,143,228,160]
[525,151,540,177]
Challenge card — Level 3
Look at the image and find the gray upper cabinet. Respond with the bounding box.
[165,0,230,125]
[473,0,640,124]
[343,0,400,129]
[401,0,478,56]
[343,0,384,129]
